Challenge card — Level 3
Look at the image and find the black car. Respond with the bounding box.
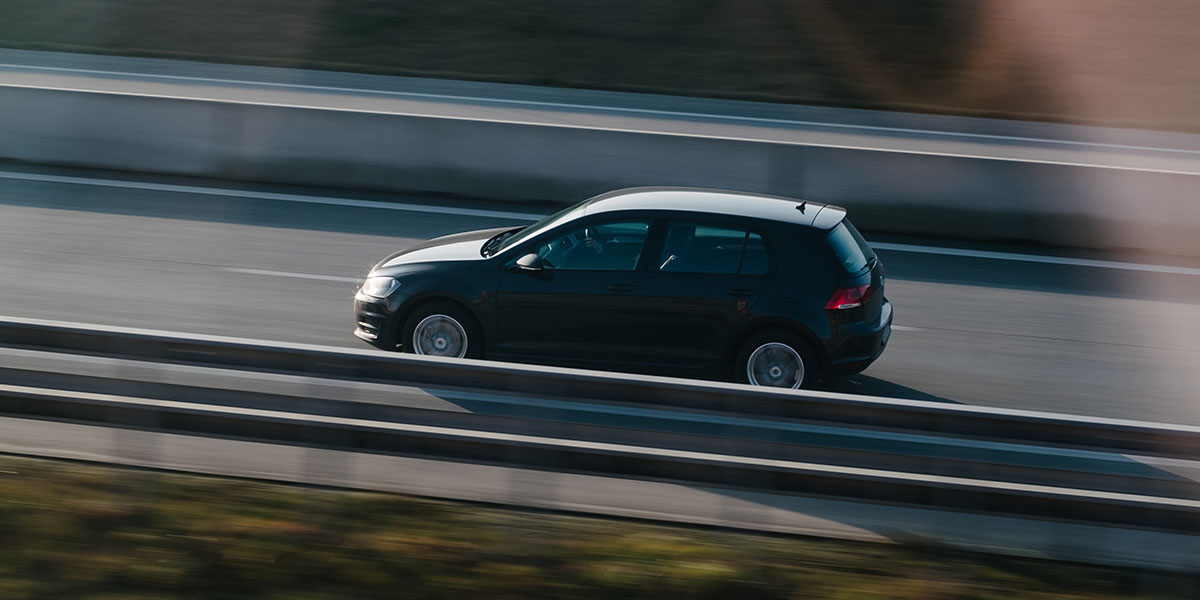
[354,187,892,388]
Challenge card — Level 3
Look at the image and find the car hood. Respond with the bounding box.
[374,227,514,270]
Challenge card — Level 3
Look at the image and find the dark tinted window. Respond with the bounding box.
[826,220,876,273]
[658,223,768,275]
[537,221,650,271]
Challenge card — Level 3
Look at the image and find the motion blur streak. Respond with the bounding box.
[0,170,545,221]
[5,58,1200,157]
[5,167,1195,277]
[872,243,1200,277]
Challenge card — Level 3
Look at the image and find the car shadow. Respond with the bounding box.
[817,374,957,404]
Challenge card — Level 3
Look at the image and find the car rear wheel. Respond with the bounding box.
[735,332,815,389]
[401,302,482,359]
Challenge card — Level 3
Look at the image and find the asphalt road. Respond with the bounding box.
[2,165,1199,424]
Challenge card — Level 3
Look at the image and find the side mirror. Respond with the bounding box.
[513,253,544,272]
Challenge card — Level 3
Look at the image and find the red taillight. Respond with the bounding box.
[825,285,872,310]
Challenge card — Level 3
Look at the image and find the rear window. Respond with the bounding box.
[826,220,876,273]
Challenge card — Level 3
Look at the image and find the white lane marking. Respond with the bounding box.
[3,81,1198,176]
[871,242,1200,277]
[3,62,1200,157]
[221,268,359,283]
[890,325,921,332]
[0,170,543,221]
[4,169,1197,277]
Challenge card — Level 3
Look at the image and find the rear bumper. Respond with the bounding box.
[830,299,893,374]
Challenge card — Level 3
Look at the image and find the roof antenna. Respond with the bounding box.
[796,201,806,213]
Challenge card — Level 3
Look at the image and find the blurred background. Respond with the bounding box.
[2,0,1198,130]
[1,1,1199,598]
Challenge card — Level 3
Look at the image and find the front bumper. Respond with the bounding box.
[830,299,893,374]
[354,291,398,350]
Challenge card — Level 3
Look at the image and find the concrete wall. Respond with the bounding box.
[2,86,1197,256]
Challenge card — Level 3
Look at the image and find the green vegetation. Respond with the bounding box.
[0,0,1197,131]
[0,454,1176,599]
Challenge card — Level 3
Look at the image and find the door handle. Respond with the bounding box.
[607,283,637,292]
[725,288,756,298]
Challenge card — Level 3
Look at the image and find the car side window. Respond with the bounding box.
[537,221,650,271]
[658,222,769,275]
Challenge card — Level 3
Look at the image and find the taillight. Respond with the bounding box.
[825,285,872,310]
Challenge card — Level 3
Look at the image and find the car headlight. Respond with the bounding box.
[360,276,400,299]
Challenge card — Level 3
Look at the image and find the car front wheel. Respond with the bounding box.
[735,332,815,389]
[401,302,482,359]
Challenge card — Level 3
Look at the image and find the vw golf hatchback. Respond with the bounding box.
[354,188,892,388]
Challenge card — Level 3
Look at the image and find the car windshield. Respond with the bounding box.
[493,201,591,255]
[826,220,876,274]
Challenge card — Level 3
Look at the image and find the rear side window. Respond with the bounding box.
[658,222,769,275]
[826,220,876,274]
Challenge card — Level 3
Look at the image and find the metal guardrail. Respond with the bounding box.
[2,315,1200,533]
[2,316,1198,456]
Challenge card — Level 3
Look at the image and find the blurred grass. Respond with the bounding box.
[0,0,1196,131]
[0,454,1176,599]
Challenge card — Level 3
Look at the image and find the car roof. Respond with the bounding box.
[580,187,846,230]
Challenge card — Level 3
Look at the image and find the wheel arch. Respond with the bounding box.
[727,320,829,379]
[395,293,486,353]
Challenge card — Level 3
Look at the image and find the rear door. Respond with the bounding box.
[635,220,775,370]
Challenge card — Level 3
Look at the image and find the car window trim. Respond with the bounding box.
[738,230,774,277]
[735,231,751,275]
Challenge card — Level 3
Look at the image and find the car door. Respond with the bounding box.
[635,220,775,370]
[493,219,652,366]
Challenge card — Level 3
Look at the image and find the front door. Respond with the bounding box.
[494,220,652,367]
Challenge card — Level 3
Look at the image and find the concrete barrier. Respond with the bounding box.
[1,83,1197,256]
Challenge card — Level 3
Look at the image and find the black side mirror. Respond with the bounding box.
[513,253,544,272]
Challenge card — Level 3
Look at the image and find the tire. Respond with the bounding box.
[734,331,816,389]
[400,301,483,359]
